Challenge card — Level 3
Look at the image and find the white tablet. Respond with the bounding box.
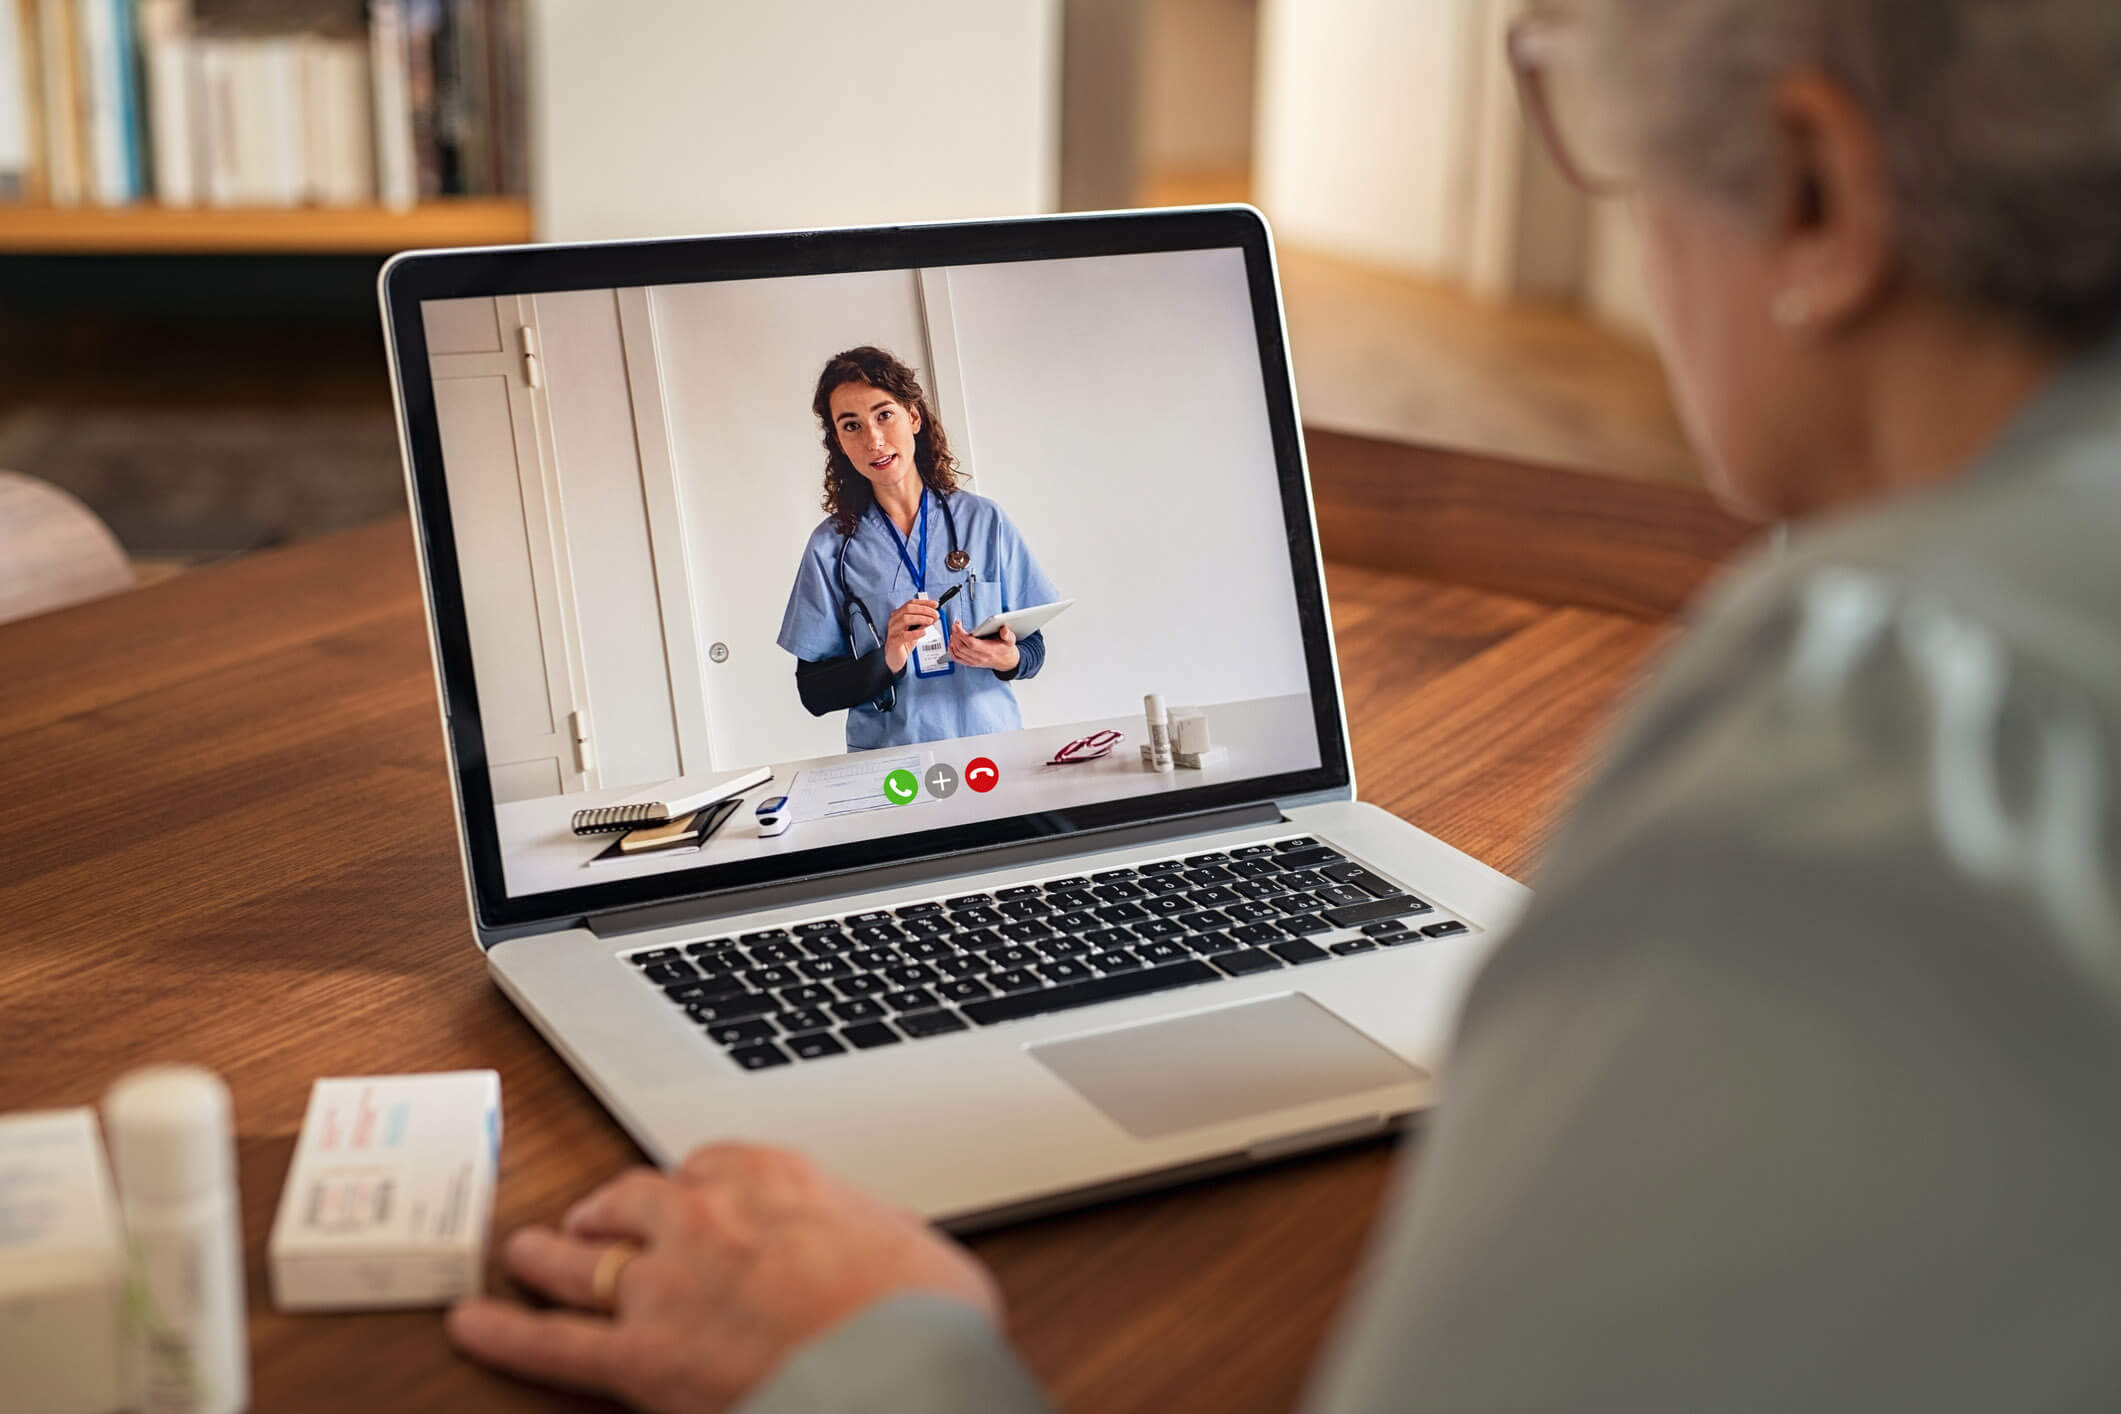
[968,598,1075,640]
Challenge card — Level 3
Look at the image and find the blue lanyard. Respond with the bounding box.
[878,491,928,593]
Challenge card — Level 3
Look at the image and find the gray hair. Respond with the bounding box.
[1592,0,2121,344]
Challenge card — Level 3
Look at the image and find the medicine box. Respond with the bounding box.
[0,1108,128,1414]
[268,1070,502,1312]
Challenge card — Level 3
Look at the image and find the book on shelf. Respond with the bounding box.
[0,0,525,211]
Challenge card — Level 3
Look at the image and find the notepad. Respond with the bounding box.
[589,796,743,864]
[570,766,773,835]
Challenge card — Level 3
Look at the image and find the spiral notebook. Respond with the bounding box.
[569,766,774,835]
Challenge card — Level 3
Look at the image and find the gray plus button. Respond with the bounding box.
[924,763,960,800]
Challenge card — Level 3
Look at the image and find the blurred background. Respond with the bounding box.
[0,0,1692,595]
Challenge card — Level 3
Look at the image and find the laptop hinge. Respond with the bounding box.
[584,802,1284,941]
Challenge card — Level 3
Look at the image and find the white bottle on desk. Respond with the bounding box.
[103,1065,250,1414]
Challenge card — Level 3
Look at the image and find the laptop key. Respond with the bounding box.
[830,998,886,1023]
[1130,918,1184,941]
[1182,867,1234,886]
[996,885,1043,901]
[1225,901,1279,924]
[686,942,743,963]
[1040,936,1091,959]
[1279,914,1333,937]
[898,1009,970,1039]
[846,910,894,927]
[1278,847,1345,869]
[991,945,1039,969]
[884,988,940,1012]
[730,1043,791,1071]
[1138,859,1186,874]
[961,960,1219,1026]
[954,928,1006,951]
[1089,949,1142,973]
[1182,852,1230,867]
[883,963,938,987]
[747,965,800,990]
[1047,891,1098,912]
[1081,927,1134,949]
[852,924,905,945]
[1138,939,1189,964]
[1189,886,1239,907]
[952,907,1002,928]
[1272,894,1324,916]
[1175,909,1231,931]
[945,893,993,908]
[786,1032,847,1061]
[940,978,992,1003]
[628,947,683,965]
[1045,876,1091,890]
[1323,896,1434,929]
[900,937,950,959]
[1209,949,1283,976]
[851,947,898,970]
[666,977,748,1005]
[1000,920,1054,943]
[1091,882,1146,901]
[1181,930,1237,954]
[1036,960,1092,984]
[988,968,1041,993]
[1142,894,1192,917]
[639,960,699,986]
[1330,938,1379,956]
[1050,910,1100,933]
[1423,921,1471,939]
[937,953,988,977]
[740,929,790,945]
[1269,939,1330,966]
[780,984,834,1008]
[751,941,804,965]
[1225,923,1284,946]
[704,1018,776,1046]
[1096,902,1150,924]
[1090,868,1139,882]
[1228,859,1280,880]
[780,1007,832,1033]
[1362,919,1410,937]
[692,993,780,1022]
[842,1021,902,1049]
[794,921,842,936]
[902,918,952,941]
[1230,845,1276,859]
[1141,875,1191,896]
[1313,886,1371,909]
[895,902,945,919]
[997,898,1050,920]
[836,974,888,997]
[798,957,854,981]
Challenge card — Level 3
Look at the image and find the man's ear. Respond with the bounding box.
[1765,72,1898,332]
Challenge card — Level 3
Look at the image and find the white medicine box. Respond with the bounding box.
[268,1070,502,1312]
[0,1108,129,1414]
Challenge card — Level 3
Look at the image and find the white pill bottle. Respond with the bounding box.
[104,1065,250,1414]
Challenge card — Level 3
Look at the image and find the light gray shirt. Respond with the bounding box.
[743,337,2121,1414]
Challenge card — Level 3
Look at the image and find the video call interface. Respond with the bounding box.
[416,245,1325,897]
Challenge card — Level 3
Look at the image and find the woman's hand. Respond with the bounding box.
[446,1144,1002,1413]
[949,622,1019,673]
[883,597,940,674]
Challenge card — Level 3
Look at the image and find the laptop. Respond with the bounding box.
[378,206,1528,1229]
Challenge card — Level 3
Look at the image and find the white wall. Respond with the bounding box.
[944,248,1311,724]
[1255,0,1488,277]
[530,0,1063,242]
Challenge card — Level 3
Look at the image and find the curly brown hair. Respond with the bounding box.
[812,346,962,538]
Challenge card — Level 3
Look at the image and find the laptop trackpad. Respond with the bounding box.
[1028,992,1424,1140]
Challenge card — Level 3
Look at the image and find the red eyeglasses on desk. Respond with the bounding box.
[1047,730,1124,765]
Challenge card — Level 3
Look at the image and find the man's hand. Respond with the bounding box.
[882,598,940,674]
[948,622,1019,673]
[447,1144,1001,1413]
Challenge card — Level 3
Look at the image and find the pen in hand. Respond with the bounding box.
[934,583,964,613]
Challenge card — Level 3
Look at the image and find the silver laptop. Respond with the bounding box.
[378,207,1527,1229]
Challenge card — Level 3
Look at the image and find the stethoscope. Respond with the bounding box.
[833,490,975,709]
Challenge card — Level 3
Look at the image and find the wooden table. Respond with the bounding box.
[0,436,1738,1410]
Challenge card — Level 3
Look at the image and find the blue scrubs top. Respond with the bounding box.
[778,490,1060,751]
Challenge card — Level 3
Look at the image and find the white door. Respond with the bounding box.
[423,295,590,802]
[646,271,967,770]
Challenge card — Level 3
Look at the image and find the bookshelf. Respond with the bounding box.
[0,197,532,253]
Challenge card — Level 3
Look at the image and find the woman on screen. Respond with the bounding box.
[776,346,1060,751]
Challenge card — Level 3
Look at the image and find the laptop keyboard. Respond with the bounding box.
[622,836,1472,1072]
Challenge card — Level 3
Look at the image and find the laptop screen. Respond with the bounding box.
[388,212,1346,927]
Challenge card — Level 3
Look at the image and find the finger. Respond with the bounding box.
[447,1299,625,1398]
[499,1226,608,1310]
[998,625,1017,645]
[561,1167,681,1244]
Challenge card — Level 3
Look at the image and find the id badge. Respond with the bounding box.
[913,597,955,678]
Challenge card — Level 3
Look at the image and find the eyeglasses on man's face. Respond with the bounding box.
[1507,9,1638,197]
